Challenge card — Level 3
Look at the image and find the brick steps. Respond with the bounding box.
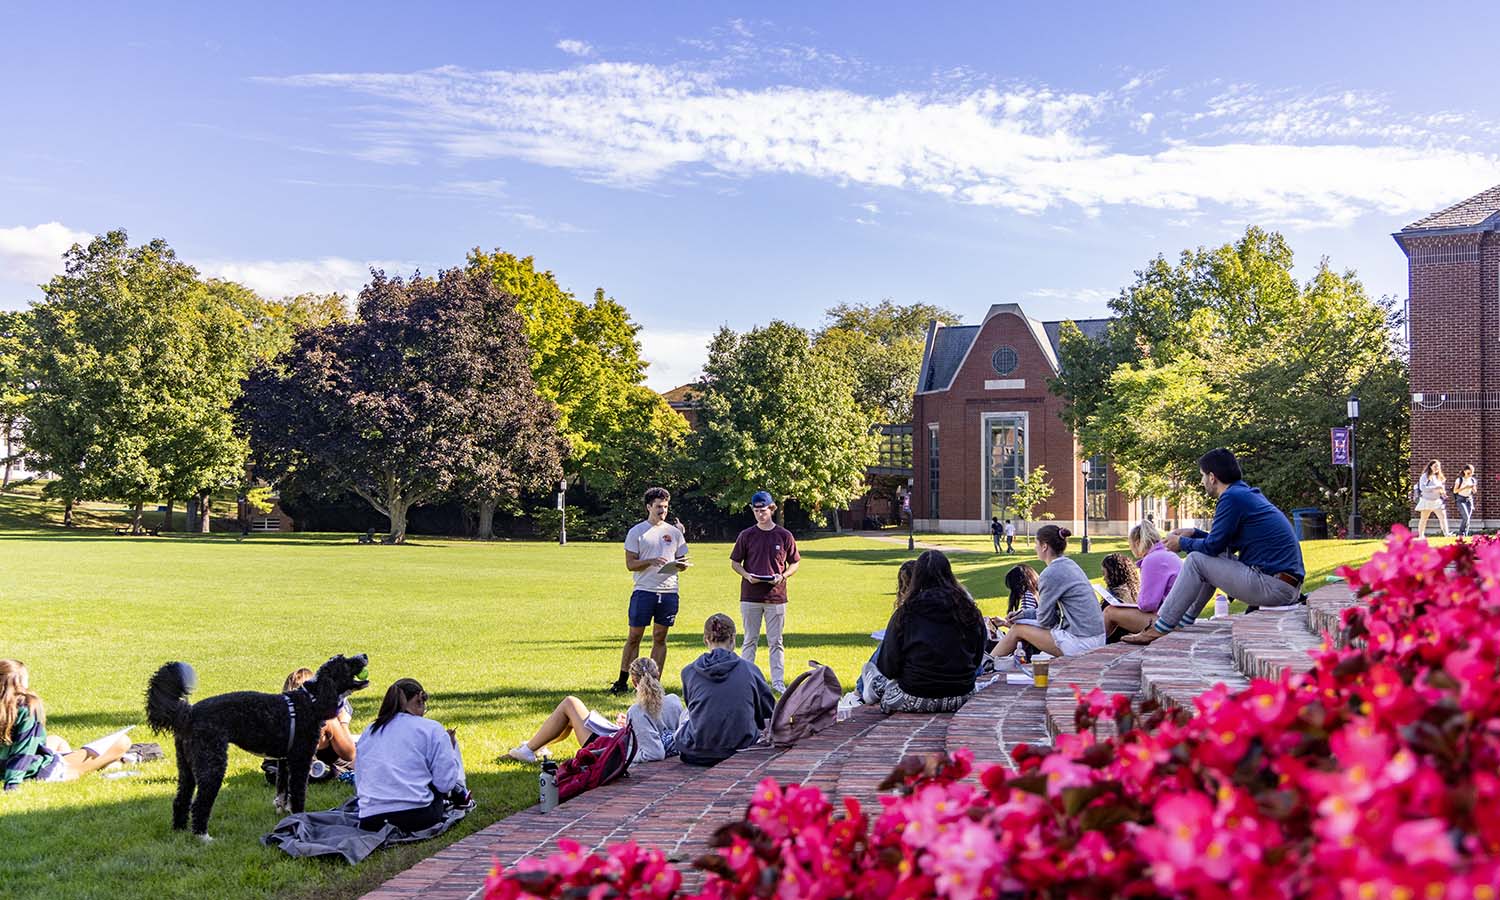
[1307,583,1360,646]
[1138,620,1248,714]
[1042,643,1144,740]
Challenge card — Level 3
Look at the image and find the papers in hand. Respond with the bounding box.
[870,629,886,641]
[748,573,778,584]
[584,711,621,736]
[658,557,691,573]
[1093,584,1136,608]
[83,726,133,758]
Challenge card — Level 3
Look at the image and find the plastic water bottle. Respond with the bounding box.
[539,759,559,812]
[1214,594,1230,619]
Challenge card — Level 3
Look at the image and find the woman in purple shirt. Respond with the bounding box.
[1103,520,1182,640]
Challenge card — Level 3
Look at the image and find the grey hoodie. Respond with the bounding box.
[676,648,775,765]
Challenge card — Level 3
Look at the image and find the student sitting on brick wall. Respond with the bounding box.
[676,614,775,766]
[861,550,986,714]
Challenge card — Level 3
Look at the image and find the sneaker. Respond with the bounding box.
[506,744,537,763]
[859,661,881,705]
[771,682,787,695]
[607,680,631,695]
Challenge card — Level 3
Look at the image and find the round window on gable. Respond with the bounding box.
[991,346,1019,376]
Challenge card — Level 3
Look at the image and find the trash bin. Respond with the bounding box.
[1289,507,1327,541]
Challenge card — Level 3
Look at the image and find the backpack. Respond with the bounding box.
[555,723,636,803]
[769,660,842,748]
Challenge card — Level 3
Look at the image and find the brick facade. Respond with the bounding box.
[911,304,1145,535]
[1395,185,1500,532]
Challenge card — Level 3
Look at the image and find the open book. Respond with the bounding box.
[1093,584,1137,608]
[658,556,692,574]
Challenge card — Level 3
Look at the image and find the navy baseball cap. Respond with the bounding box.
[750,490,774,508]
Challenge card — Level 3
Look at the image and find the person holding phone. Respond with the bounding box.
[614,487,691,694]
[729,491,800,693]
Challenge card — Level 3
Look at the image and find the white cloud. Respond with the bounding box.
[263,62,1500,224]
[637,328,713,392]
[0,222,94,283]
[1026,287,1114,304]
[199,256,417,299]
[855,201,880,214]
[556,39,593,57]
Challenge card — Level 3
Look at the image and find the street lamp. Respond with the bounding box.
[1080,458,1092,554]
[558,478,568,546]
[1347,396,1361,539]
[906,476,915,551]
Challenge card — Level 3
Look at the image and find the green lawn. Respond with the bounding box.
[0,492,1389,900]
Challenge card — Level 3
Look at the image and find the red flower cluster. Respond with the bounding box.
[487,527,1500,898]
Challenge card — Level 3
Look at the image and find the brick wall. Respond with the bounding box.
[1399,229,1498,525]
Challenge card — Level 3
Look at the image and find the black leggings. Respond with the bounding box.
[358,794,444,832]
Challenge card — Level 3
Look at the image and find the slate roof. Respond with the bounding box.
[1041,318,1111,361]
[1403,184,1500,232]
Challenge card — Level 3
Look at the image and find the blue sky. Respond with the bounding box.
[3,3,1498,389]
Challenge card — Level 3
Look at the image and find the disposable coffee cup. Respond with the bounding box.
[1033,660,1050,688]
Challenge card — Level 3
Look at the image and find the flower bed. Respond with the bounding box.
[487,528,1500,899]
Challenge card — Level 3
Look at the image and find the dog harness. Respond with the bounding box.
[282,694,298,757]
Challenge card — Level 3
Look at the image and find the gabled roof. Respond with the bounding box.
[660,383,702,406]
[916,304,1112,393]
[1400,184,1500,233]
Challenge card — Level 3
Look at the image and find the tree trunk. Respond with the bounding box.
[0,419,12,491]
[131,500,144,534]
[196,490,212,532]
[161,499,174,531]
[477,498,497,540]
[62,497,73,527]
[388,499,409,544]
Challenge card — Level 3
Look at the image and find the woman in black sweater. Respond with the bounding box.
[867,550,986,714]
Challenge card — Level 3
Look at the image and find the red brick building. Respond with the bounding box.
[911,303,1160,534]
[1395,184,1500,530]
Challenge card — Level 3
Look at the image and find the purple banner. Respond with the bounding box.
[1331,427,1350,466]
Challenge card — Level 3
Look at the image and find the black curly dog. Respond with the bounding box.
[146,653,369,839]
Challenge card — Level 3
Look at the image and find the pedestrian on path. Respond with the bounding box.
[990,517,1003,553]
[729,491,800,693]
[1414,459,1451,538]
[1454,464,1477,537]
[1004,519,1016,554]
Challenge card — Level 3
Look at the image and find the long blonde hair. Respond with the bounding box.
[629,657,665,719]
[1129,519,1162,558]
[0,659,44,745]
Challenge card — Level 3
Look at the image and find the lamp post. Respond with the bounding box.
[558,478,568,546]
[1347,396,1361,539]
[906,476,915,551]
[1080,458,1092,554]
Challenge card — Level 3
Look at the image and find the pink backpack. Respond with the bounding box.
[769,661,842,748]
[555,724,636,803]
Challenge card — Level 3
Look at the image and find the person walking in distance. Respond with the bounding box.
[1414,460,1451,538]
[1004,519,1016,554]
[1453,464,1477,538]
[990,517,1003,554]
[613,487,690,695]
[729,491,801,693]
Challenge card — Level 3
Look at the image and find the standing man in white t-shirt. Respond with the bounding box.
[613,487,691,694]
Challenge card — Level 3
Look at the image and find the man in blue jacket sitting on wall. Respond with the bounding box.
[1124,447,1304,644]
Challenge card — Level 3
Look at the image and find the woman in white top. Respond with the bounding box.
[355,678,467,832]
[1415,459,1451,538]
[1454,464,1477,537]
[508,657,685,765]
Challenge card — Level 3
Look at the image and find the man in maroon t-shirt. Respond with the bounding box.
[729,491,801,693]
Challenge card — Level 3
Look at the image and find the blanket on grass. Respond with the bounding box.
[261,796,467,864]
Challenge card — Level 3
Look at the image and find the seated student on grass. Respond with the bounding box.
[990,526,1107,660]
[507,657,685,765]
[354,678,468,832]
[277,667,357,780]
[1,659,131,790]
[677,613,775,767]
[862,550,986,714]
[1124,448,1304,645]
[1103,520,1182,640]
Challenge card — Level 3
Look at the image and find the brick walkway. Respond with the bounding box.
[362,583,1357,899]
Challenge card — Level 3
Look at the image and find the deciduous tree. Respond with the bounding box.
[814,300,960,423]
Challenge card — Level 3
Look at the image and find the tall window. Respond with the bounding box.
[985,414,1026,519]
[1086,453,1108,521]
[927,425,940,516]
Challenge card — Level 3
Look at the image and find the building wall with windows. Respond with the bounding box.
[1395,184,1500,531]
[911,303,1140,535]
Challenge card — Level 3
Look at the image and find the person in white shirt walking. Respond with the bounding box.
[613,487,690,694]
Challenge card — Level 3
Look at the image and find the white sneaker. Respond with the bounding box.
[772,682,787,694]
[859,661,881,705]
[507,744,537,763]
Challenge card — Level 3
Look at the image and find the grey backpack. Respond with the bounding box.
[769,660,842,748]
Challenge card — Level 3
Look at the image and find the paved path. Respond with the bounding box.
[849,530,983,554]
[363,583,1357,899]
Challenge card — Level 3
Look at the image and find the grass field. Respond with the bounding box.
[0,487,1391,900]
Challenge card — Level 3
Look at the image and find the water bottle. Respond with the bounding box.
[1214,594,1230,619]
[538,759,559,812]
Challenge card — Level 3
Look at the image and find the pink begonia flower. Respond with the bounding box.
[926,820,1001,900]
[1392,818,1459,866]
[1037,752,1095,797]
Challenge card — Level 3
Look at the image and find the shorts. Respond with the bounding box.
[1050,627,1105,657]
[1414,498,1445,512]
[38,750,71,783]
[628,590,679,628]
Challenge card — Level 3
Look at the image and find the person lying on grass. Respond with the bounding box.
[1,659,131,790]
[507,657,685,765]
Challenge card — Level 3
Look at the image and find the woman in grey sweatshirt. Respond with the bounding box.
[989,525,1106,659]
